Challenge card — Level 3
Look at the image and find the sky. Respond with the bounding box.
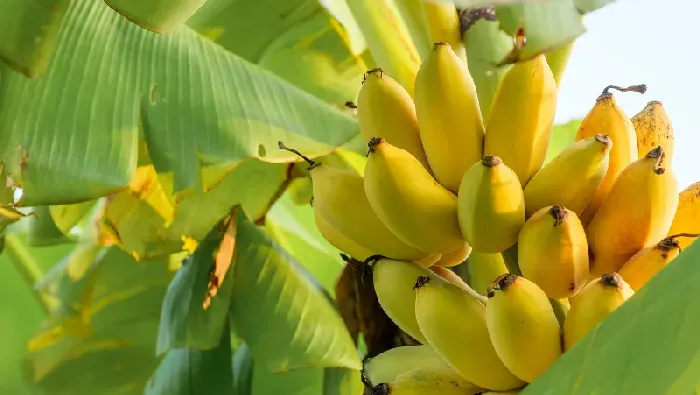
[556,0,699,189]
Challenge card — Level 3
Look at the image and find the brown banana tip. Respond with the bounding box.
[492,273,517,293]
[345,101,357,109]
[278,141,318,169]
[659,237,680,250]
[371,383,390,395]
[413,275,431,290]
[647,100,663,106]
[362,68,384,83]
[594,134,612,145]
[367,137,384,155]
[482,155,502,168]
[646,146,666,174]
[549,206,569,226]
[601,273,623,288]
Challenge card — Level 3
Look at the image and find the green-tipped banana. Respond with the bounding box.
[414,42,484,193]
[457,156,525,253]
[467,252,509,296]
[357,69,431,170]
[371,366,484,395]
[362,345,451,387]
[486,274,562,383]
[414,276,524,391]
[365,138,465,254]
[373,258,442,344]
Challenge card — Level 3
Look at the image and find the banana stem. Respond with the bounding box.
[667,233,700,240]
[601,84,647,96]
[278,141,319,170]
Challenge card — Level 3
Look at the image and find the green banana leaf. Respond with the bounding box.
[104,0,208,34]
[145,324,235,395]
[523,240,700,394]
[228,211,361,372]
[48,201,97,235]
[28,206,74,247]
[0,0,68,78]
[545,119,582,163]
[0,0,359,206]
[232,344,254,395]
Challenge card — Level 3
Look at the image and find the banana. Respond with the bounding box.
[314,210,373,261]
[586,146,679,276]
[371,366,484,395]
[483,54,557,186]
[279,142,433,262]
[575,84,645,225]
[485,274,562,383]
[467,252,509,296]
[618,236,682,291]
[433,242,472,268]
[523,135,612,218]
[518,206,589,299]
[631,100,674,167]
[414,276,525,391]
[356,69,431,171]
[362,345,451,387]
[414,42,485,193]
[549,298,570,327]
[667,181,700,249]
[373,258,443,343]
[364,138,465,254]
[430,266,488,305]
[563,273,634,351]
[421,2,466,62]
[457,156,526,253]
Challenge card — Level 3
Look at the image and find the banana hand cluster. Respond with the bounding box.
[279,28,697,392]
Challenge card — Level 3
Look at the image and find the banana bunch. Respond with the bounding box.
[278,16,699,392]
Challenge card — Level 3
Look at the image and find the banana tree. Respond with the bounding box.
[1,0,698,394]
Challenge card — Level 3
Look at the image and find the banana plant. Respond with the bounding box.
[3,0,698,395]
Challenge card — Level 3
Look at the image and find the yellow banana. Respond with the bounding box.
[518,206,589,299]
[575,84,645,225]
[433,242,472,268]
[523,134,612,218]
[667,181,700,249]
[365,138,465,253]
[563,273,634,351]
[484,54,557,186]
[414,276,525,391]
[314,210,373,261]
[618,236,682,291]
[373,258,443,343]
[430,266,488,305]
[632,100,674,167]
[421,2,466,62]
[587,146,678,276]
[362,345,451,387]
[414,42,485,193]
[485,274,562,383]
[467,252,509,296]
[457,156,526,253]
[279,142,433,262]
[371,366,484,395]
[356,69,431,170]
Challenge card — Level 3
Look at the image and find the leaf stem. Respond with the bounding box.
[3,232,52,314]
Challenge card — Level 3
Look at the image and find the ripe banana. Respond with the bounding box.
[365,138,465,254]
[414,276,525,391]
[523,134,612,218]
[467,252,509,296]
[575,85,645,225]
[632,100,674,167]
[414,42,485,193]
[356,69,431,171]
[433,242,472,268]
[485,274,562,383]
[518,206,589,299]
[563,273,634,351]
[279,142,433,262]
[430,266,488,305]
[667,181,700,249]
[421,2,466,62]
[373,258,442,343]
[362,345,451,387]
[484,54,557,186]
[457,156,526,253]
[618,236,681,291]
[587,146,679,276]
[371,366,484,395]
[314,210,373,261]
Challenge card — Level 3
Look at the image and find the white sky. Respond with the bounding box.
[556,0,698,189]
